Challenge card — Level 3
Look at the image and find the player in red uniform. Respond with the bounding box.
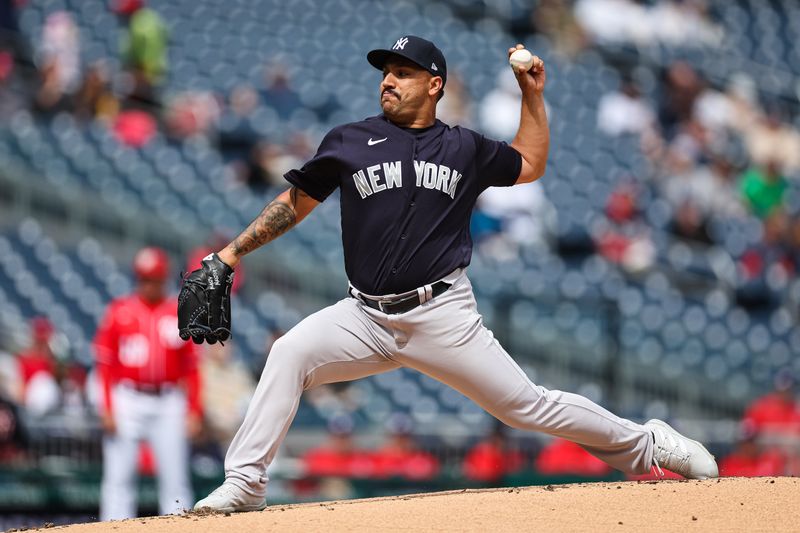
[743,368,800,438]
[93,247,201,520]
[463,425,525,484]
[719,422,785,477]
[15,317,59,415]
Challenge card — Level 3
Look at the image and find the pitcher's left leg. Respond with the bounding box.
[393,277,654,475]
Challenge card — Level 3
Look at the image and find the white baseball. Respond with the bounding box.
[509,48,534,72]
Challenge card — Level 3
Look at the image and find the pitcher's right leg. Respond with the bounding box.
[195,298,398,511]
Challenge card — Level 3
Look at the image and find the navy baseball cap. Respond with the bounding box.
[367,35,447,87]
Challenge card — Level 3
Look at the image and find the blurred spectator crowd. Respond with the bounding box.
[595,57,800,310]
[1,0,320,193]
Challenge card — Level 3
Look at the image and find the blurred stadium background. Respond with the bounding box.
[1,0,799,528]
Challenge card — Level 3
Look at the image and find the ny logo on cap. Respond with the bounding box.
[393,37,409,50]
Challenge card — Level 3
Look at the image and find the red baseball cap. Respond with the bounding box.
[31,317,54,341]
[133,247,170,280]
[113,0,144,15]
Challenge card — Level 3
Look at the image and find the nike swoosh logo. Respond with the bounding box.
[367,137,388,146]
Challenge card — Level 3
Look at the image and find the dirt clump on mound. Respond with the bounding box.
[37,477,799,532]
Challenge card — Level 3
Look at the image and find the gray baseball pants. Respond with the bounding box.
[224,269,654,497]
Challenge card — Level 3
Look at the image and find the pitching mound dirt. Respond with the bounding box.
[36,477,799,532]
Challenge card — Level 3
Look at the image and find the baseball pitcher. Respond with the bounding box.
[181,37,718,512]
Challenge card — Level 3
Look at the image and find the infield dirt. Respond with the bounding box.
[28,477,800,532]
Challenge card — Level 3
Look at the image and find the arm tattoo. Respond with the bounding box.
[230,189,300,257]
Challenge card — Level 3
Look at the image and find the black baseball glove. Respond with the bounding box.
[178,253,234,345]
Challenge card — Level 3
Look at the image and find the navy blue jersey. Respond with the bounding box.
[284,115,522,295]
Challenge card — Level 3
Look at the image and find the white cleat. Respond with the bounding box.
[193,483,267,513]
[645,419,719,480]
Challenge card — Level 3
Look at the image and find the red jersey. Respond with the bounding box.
[370,445,440,480]
[463,441,525,482]
[302,447,376,478]
[743,393,800,436]
[17,349,56,388]
[93,294,201,416]
[719,449,784,477]
[17,349,86,398]
[535,438,612,477]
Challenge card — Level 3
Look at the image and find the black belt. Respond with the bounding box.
[351,280,452,315]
